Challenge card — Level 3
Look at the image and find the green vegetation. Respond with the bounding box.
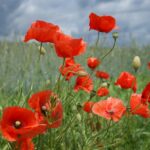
[0,41,150,150]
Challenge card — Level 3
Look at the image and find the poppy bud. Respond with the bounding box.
[72,105,77,111]
[132,56,141,71]
[112,32,118,40]
[46,80,51,86]
[76,113,82,121]
[38,45,46,55]
[76,70,88,77]
[0,106,2,111]
[100,82,109,88]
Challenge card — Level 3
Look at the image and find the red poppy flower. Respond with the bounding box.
[115,72,137,92]
[141,82,150,103]
[87,57,100,69]
[59,57,83,80]
[16,138,34,150]
[24,20,60,43]
[54,32,86,58]
[130,94,150,118]
[92,97,126,122]
[95,71,110,79]
[89,12,116,33]
[28,90,63,128]
[83,101,95,113]
[0,107,46,142]
[97,87,109,97]
[148,62,150,70]
[74,75,93,93]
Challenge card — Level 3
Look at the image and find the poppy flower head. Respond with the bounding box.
[83,101,95,113]
[74,75,93,93]
[130,94,150,118]
[97,87,109,97]
[28,90,63,128]
[141,82,150,103]
[24,20,61,43]
[89,12,116,33]
[92,97,126,122]
[59,57,84,80]
[115,72,137,92]
[0,106,46,141]
[87,57,100,69]
[54,32,86,58]
[28,90,52,114]
[95,71,110,79]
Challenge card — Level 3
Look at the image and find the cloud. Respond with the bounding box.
[7,0,81,36]
[0,0,150,44]
[0,0,22,35]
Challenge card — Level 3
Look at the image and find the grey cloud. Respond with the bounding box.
[0,0,150,44]
[0,0,23,35]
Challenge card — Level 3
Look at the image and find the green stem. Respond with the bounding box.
[39,42,43,61]
[91,32,100,55]
[57,57,66,93]
[49,129,52,149]
[101,39,117,61]
[38,134,42,149]
[95,32,100,47]
[8,142,14,150]
[101,120,112,139]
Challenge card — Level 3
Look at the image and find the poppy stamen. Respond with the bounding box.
[107,110,114,115]
[14,121,22,129]
[41,105,48,116]
[41,105,47,111]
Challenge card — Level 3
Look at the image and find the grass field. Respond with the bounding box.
[0,40,150,150]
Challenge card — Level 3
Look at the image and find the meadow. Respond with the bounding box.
[0,37,150,150]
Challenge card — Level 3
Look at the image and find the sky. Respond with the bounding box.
[0,0,150,45]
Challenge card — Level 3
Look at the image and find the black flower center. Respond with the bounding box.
[14,120,22,129]
[41,105,48,116]
[107,110,114,115]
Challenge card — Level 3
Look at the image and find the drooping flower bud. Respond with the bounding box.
[38,45,46,55]
[76,70,88,77]
[112,32,118,40]
[100,82,109,88]
[132,56,141,71]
